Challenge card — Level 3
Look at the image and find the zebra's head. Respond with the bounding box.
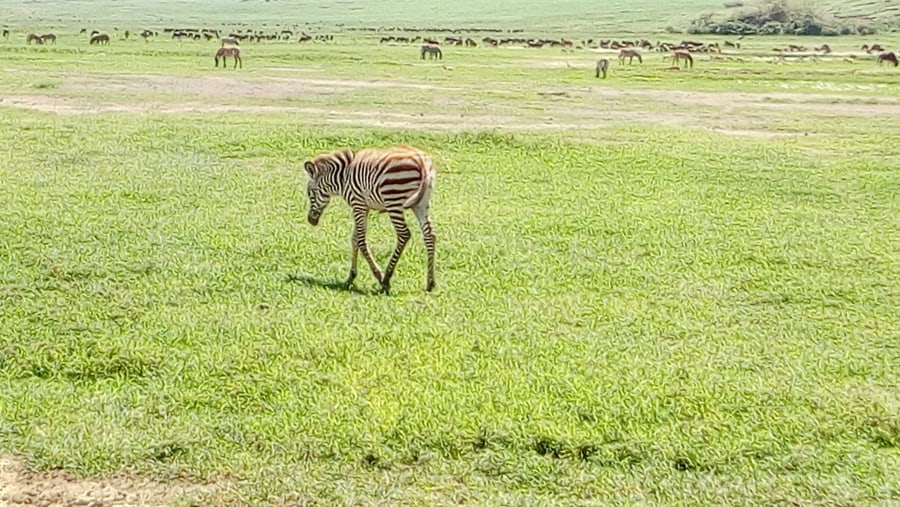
[303,148,353,226]
[304,160,330,226]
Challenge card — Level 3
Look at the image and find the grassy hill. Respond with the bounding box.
[1,0,896,34]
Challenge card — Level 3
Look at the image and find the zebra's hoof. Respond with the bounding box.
[381,282,391,295]
[426,281,435,292]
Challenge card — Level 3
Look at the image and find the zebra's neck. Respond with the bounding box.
[321,153,353,196]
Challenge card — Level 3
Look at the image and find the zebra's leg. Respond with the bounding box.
[412,203,435,292]
[347,229,359,288]
[351,207,383,286]
[381,209,411,294]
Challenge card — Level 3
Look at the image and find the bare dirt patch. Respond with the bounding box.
[0,94,542,131]
[0,455,222,507]
[64,74,456,99]
[582,87,900,116]
[2,72,897,134]
[711,128,802,138]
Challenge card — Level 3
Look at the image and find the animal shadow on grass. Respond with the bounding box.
[286,273,378,295]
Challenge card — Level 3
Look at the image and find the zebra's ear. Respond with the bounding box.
[304,161,318,178]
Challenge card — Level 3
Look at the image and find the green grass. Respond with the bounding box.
[1,4,900,505]
[1,111,899,504]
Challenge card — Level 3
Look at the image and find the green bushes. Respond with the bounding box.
[689,0,878,35]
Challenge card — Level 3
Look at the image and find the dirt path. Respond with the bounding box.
[0,455,220,507]
[1,72,898,134]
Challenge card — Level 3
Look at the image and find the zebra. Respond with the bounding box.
[595,58,609,78]
[215,46,242,68]
[420,44,442,60]
[304,145,437,293]
[876,52,898,67]
[89,33,110,45]
[618,48,642,65]
[671,50,693,68]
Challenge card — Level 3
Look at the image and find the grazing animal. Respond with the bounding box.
[303,145,437,293]
[214,46,242,68]
[420,44,442,60]
[26,33,43,45]
[618,48,642,65]
[672,50,693,68]
[595,57,609,78]
[40,33,56,44]
[89,33,110,45]
[221,36,240,47]
[876,52,898,67]
[2,29,9,39]
[862,44,885,54]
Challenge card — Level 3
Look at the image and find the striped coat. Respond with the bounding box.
[304,145,436,293]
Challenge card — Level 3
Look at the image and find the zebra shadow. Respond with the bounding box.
[286,273,377,295]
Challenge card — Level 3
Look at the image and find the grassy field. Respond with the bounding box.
[1,2,900,506]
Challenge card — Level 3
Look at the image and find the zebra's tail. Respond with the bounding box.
[403,152,436,209]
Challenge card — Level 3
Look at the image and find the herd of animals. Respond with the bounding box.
[591,38,899,77]
[4,25,898,72]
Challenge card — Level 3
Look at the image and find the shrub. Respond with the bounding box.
[686,0,876,36]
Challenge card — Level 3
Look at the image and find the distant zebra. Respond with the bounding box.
[2,29,9,39]
[595,57,609,78]
[214,46,242,68]
[26,33,43,45]
[221,36,240,47]
[304,145,437,293]
[618,48,642,65]
[876,52,898,67]
[89,33,110,45]
[672,50,693,68]
[420,44,442,60]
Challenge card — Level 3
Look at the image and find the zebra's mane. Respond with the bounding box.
[331,148,355,165]
[307,148,354,176]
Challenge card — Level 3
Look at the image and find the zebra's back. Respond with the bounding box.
[350,146,434,211]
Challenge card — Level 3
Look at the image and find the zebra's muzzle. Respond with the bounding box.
[307,211,320,226]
